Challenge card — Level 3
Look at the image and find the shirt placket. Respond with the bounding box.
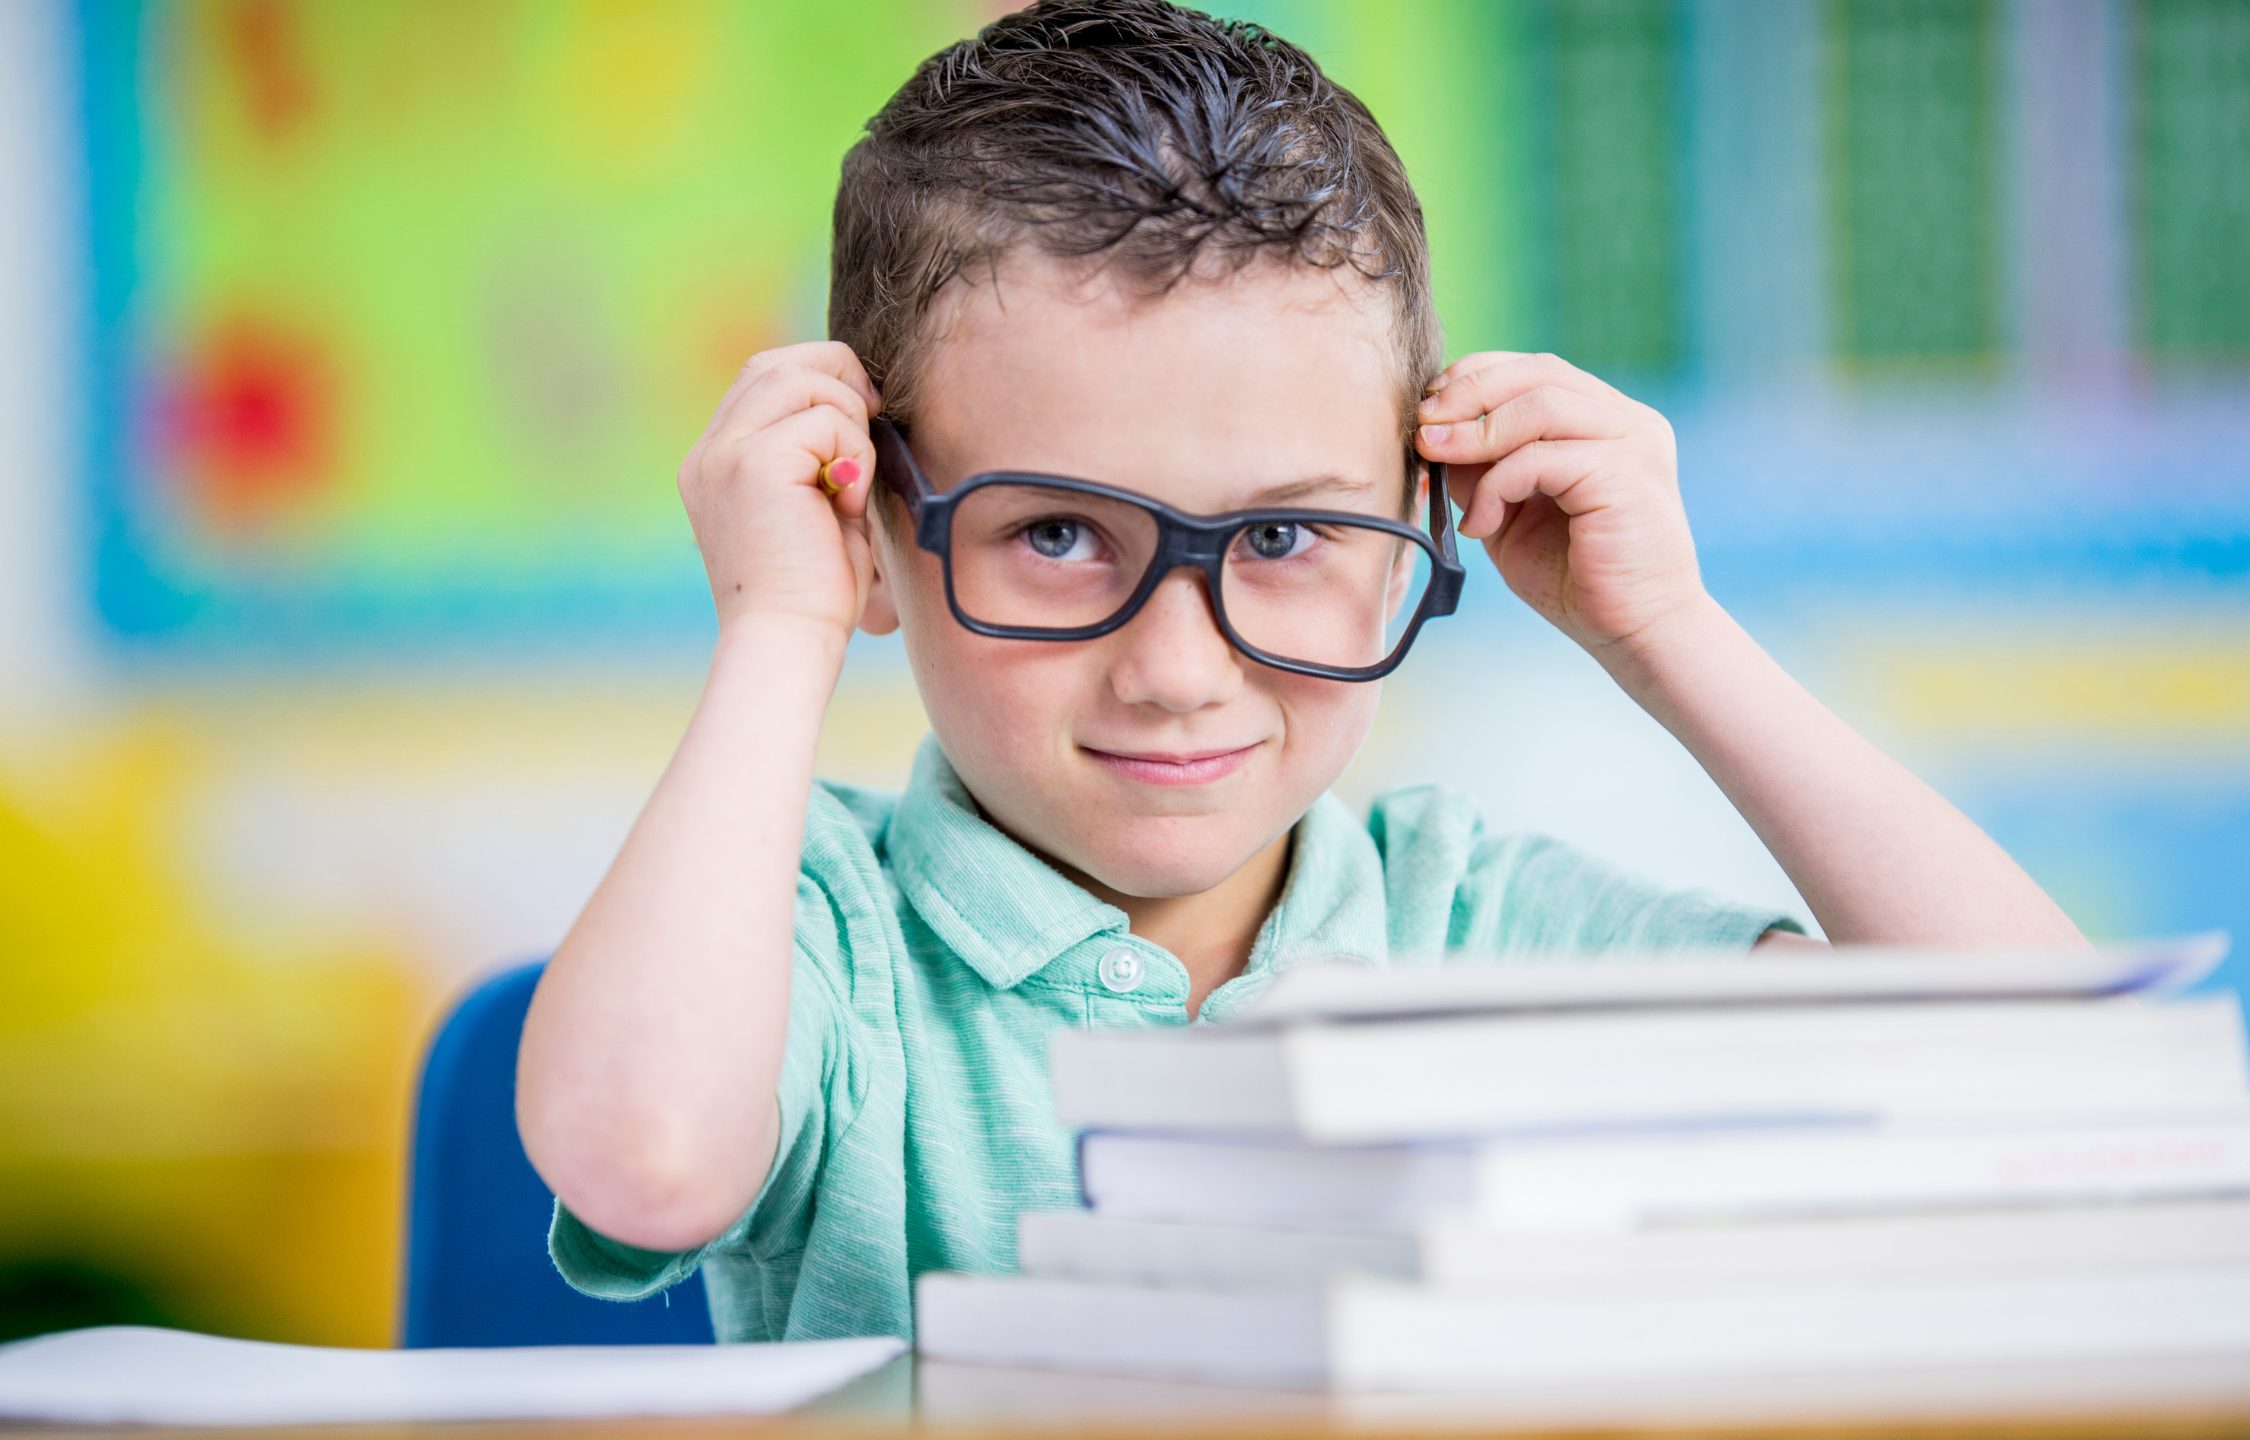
[1076,936,1190,1026]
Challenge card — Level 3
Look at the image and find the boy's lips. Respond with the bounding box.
[1080,742,1261,786]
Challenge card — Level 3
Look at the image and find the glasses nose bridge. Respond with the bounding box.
[1125,516,1231,635]
[1122,553,1232,661]
[1139,548,1224,619]
[1154,513,1234,576]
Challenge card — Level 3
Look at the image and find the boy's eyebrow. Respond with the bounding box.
[1237,474,1382,506]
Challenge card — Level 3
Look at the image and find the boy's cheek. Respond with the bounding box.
[905,625,1089,788]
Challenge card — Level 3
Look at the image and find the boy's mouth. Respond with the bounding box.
[1079,743,1261,787]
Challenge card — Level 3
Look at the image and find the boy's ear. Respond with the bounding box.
[859,510,902,637]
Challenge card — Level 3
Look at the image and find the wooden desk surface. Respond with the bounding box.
[8,1352,2250,1440]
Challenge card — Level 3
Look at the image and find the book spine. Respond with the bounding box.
[1288,1000,2247,1143]
[916,1273,1325,1387]
[1473,1121,2250,1230]
[1328,1269,2250,1392]
[1421,1197,2250,1291]
[1018,1211,1418,1288]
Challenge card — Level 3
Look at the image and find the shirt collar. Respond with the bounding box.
[888,736,1128,989]
[886,735,1390,1006]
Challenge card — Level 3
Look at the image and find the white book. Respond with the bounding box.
[1242,936,2226,1026]
[916,1267,2250,1392]
[1049,995,2248,1142]
[1075,1112,2250,1231]
[913,1350,2250,1430]
[1017,1198,2250,1293]
[1420,1196,2250,1290]
[1018,1210,1417,1288]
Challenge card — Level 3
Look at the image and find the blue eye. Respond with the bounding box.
[1026,518,1080,557]
[1242,523,1308,560]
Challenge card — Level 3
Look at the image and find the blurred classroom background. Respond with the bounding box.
[1,0,2245,1351]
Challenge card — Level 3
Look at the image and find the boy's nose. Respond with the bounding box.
[1106,569,1243,712]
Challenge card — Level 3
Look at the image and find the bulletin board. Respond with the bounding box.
[82,0,974,652]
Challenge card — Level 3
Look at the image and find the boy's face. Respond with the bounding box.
[866,255,1406,900]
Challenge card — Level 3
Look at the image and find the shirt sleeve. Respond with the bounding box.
[548,794,877,1301]
[1370,783,1805,956]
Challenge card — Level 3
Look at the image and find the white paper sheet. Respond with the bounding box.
[0,1325,908,1426]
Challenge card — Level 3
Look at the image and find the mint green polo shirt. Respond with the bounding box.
[550,736,1797,1342]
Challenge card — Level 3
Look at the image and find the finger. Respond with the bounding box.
[700,342,882,446]
[719,362,873,441]
[682,365,871,496]
[1444,459,1530,552]
[698,403,879,520]
[1417,384,1630,467]
[1431,348,1629,409]
[1443,457,1493,518]
[784,340,881,416]
[772,404,881,520]
[1422,351,1633,421]
[1453,437,1629,538]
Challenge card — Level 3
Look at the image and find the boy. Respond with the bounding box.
[516,0,2087,1344]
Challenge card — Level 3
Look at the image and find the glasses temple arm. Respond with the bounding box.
[1427,461,1459,560]
[870,418,932,517]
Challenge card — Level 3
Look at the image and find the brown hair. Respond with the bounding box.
[827,0,1441,428]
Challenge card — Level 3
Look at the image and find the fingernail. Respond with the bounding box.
[829,458,862,487]
[1425,375,1450,393]
[1420,423,1450,444]
[1419,394,1442,414]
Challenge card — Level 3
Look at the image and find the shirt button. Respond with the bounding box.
[1097,947,1144,994]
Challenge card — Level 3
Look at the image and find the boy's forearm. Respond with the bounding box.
[1596,596,2089,950]
[517,615,848,1251]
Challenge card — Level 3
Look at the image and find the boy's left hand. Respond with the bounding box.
[1415,352,1706,657]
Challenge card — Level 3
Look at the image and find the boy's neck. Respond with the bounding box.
[1051,832,1294,1020]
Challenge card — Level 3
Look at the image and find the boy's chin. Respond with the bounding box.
[1061,821,1282,901]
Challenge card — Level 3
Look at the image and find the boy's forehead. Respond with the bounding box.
[909,254,1407,506]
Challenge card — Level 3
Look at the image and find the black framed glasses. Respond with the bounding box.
[871,419,1464,682]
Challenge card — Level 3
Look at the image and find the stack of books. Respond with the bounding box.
[920,941,2250,1394]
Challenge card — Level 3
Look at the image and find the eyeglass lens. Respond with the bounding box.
[946,482,1432,671]
[1223,515,1432,670]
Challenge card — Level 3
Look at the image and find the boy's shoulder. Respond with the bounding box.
[792,778,904,920]
[1362,776,1684,901]
[1361,781,1794,955]
[1363,779,1556,870]
[1364,780,1474,848]
[1309,780,1582,930]
[810,774,902,852]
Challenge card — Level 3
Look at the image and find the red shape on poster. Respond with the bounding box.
[161,318,339,527]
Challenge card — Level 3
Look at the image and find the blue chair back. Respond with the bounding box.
[402,960,713,1346]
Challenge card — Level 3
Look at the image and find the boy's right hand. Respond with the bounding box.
[677,341,883,638]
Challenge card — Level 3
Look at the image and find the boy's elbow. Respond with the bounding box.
[519,1099,774,1254]
[558,1170,753,1256]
